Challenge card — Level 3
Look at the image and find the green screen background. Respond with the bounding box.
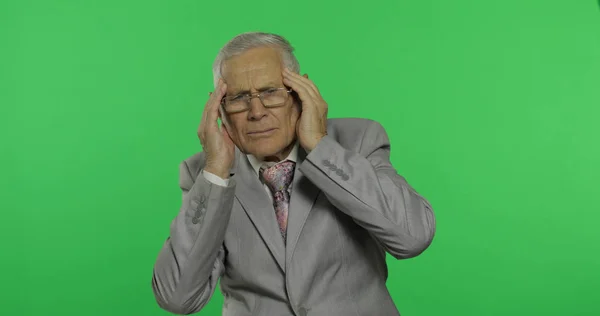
[2,0,599,315]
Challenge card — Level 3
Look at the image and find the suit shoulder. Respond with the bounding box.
[327,118,383,135]
[181,151,206,176]
[326,118,386,146]
[326,117,384,133]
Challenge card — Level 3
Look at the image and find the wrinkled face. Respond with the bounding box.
[221,46,300,161]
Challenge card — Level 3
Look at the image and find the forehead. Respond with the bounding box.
[222,47,283,88]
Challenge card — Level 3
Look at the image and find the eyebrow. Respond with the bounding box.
[229,84,279,96]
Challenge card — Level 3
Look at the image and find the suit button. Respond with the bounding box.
[322,160,330,166]
[342,174,349,181]
[192,217,199,224]
[335,169,344,176]
[195,210,202,217]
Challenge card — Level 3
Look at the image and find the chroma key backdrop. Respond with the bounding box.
[1,0,599,315]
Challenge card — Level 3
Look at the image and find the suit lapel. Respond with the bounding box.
[285,147,321,265]
[231,148,286,272]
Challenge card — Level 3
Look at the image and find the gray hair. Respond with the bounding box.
[212,32,300,88]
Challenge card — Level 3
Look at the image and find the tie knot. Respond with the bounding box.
[260,160,296,193]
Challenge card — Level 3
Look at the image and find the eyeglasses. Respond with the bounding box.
[221,87,293,114]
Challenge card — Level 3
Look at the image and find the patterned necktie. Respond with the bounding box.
[260,160,296,242]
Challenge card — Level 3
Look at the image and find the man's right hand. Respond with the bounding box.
[198,79,235,179]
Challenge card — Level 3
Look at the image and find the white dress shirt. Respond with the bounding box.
[202,142,299,203]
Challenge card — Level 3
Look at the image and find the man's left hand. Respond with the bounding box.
[283,67,328,153]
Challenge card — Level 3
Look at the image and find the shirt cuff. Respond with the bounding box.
[202,170,230,187]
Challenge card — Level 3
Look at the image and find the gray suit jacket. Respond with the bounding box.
[152,118,436,316]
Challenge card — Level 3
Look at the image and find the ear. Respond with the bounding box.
[218,105,226,126]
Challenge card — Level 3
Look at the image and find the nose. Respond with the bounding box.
[247,95,267,120]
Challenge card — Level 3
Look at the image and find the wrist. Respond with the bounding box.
[304,134,326,153]
[204,165,230,179]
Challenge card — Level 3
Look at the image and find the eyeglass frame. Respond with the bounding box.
[220,87,294,114]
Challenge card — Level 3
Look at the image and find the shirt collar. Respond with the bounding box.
[247,141,299,176]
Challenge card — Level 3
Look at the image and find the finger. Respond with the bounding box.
[284,68,320,97]
[295,71,320,94]
[283,71,319,102]
[204,79,221,119]
[208,79,227,106]
[205,80,227,128]
[200,89,214,134]
[202,89,215,127]
[283,76,310,103]
[201,79,226,133]
[302,74,321,95]
[283,70,318,101]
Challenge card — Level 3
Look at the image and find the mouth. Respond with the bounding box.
[247,128,276,136]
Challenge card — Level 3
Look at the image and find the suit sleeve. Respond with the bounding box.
[151,160,236,314]
[299,121,436,259]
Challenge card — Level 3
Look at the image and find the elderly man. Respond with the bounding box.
[151,32,436,316]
